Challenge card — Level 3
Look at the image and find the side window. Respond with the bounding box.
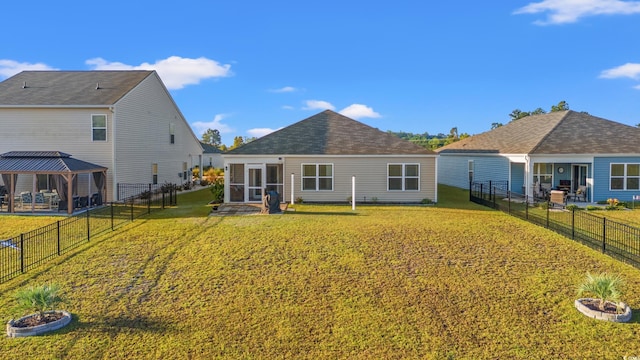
[92,115,107,141]
[170,123,175,144]
[152,163,158,185]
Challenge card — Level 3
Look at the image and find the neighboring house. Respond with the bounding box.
[0,70,203,202]
[200,142,224,169]
[222,110,438,204]
[436,110,640,203]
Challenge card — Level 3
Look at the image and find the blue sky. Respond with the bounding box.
[2,0,640,145]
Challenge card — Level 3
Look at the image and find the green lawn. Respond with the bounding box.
[1,186,639,359]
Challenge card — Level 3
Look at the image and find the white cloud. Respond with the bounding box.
[86,56,232,90]
[269,86,297,93]
[282,105,295,110]
[247,127,282,138]
[514,0,640,25]
[339,104,381,120]
[190,114,234,138]
[0,59,57,79]
[303,100,335,111]
[634,84,640,90]
[600,63,640,79]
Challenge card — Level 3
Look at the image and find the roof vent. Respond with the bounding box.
[96,82,100,90]
[22,81,27,89]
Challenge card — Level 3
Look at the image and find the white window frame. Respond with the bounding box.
[301,163,334,191]
[91,114,107,141]
[388,163,420,191]
[610,163,640,191]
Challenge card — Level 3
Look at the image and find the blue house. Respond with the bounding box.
[436,110,640,203]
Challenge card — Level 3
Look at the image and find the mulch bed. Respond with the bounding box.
[579,299,622,314]
[12,312,65,328]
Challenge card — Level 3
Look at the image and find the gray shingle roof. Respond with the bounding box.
[0,151,107,173]
[437,110,640,155]
[226,110,435,155]
[0,71,153,106]
[200,142,223,154]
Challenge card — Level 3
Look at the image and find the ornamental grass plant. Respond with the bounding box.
[0,186,639,358]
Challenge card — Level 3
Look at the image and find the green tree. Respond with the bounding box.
[491,122,503,129]
[509,109,530,121]
[15,284,63,322]
[229,136,245,150]
[202,128,221,146]
[551,100,569,112]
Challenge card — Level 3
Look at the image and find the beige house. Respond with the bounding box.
[0,70,203,202]
[223,110,438,204]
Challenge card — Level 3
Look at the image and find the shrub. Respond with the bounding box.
[15,284,63,322]
[421,198,433,204]
[577,272,624,312]
[565,204,579,211]
[210,178,224,203]
[199,179,210,186]
[204,167,224,183]
[586,205,600,211]
[295,197,304,204]
[538,202,549,210]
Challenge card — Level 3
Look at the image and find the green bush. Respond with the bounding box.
[565,204,579,211]
[577,272,624,312]
[586,205,600,211]
[209,178,224,203]
[15,284,63,321]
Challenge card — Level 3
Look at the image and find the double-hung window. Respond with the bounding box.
[302,164,333,191]
[388,163,420,191]
[92,115,107,141]
[611,163,640,190]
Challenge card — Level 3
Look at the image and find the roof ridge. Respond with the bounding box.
[528,110,570,154]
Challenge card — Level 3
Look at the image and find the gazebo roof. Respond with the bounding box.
[0,151,107,174]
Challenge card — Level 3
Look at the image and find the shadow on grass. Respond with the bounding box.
[290,211,359,216]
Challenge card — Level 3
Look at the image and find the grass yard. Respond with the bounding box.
[1,186,640,359]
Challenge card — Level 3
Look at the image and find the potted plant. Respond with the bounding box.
[6,283,72,337]
[575,272,632,322]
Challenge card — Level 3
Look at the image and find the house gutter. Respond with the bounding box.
[110,106,117,201]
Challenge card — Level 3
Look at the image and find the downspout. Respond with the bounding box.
[524,155,530,199]
[110,106,117,201]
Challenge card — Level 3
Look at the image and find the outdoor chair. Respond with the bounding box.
[20,192,32,208]
[34,192,48,209]
[576,185,587,202]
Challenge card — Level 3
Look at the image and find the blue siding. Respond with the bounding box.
[438,154,509,189]
[594,157,640,202]
[511,163,524,193]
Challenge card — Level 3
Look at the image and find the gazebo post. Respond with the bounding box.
[67,173,73,215]
[9,173,15,213]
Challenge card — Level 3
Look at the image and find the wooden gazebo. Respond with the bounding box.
[0,151,107,215]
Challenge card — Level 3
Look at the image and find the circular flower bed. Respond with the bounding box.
[575,298,632,323]
[6,310,72,337]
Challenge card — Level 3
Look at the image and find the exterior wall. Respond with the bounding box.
[113,74,203,197]
[0,107,115,199]
[594,156,640,202]
[283,155,437,203]
[438,154,510,190]
[203,153,224,169]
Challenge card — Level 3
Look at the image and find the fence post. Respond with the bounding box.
[20,234,24,274]
[86,208,90,242]
[489,181,493,202]
[492,187,496,209]
[130,200,134,221]
[571,208,575,239]
[525,196,529,220]
[148,183,152,214]
[508,191,511,214]
[111,202,114,230]
[174,184,178,206]
[602,217,607,253]
[162,189,165,209]
[57,220,61,256]
[546,202,550,228]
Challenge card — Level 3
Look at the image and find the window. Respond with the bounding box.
[92,115,107,141]
[183,162,188,181]
[533,163,553,186]
[152,163,158,185]
[170,123,175,144]
[388,163,420,191]
[229,164,245,202]
[302,164,333,191]
[611,163,640,190]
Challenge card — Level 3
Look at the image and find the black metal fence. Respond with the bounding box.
[470,181,640,269]
[0,183,178,284]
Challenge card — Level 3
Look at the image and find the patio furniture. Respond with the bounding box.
[575,185,587,202]
[20,192,32,208]
[34,192,48,209]
[549,190,566,208]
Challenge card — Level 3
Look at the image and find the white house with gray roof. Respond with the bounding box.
[0,70,203,202]
[437,110,640,203]
[223,110,438,204]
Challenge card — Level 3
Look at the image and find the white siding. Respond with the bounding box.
[113,74,203,194]
[283,156,437,203]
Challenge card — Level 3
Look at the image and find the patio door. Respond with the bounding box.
[247,165,264,202]
[572,165,587,191]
